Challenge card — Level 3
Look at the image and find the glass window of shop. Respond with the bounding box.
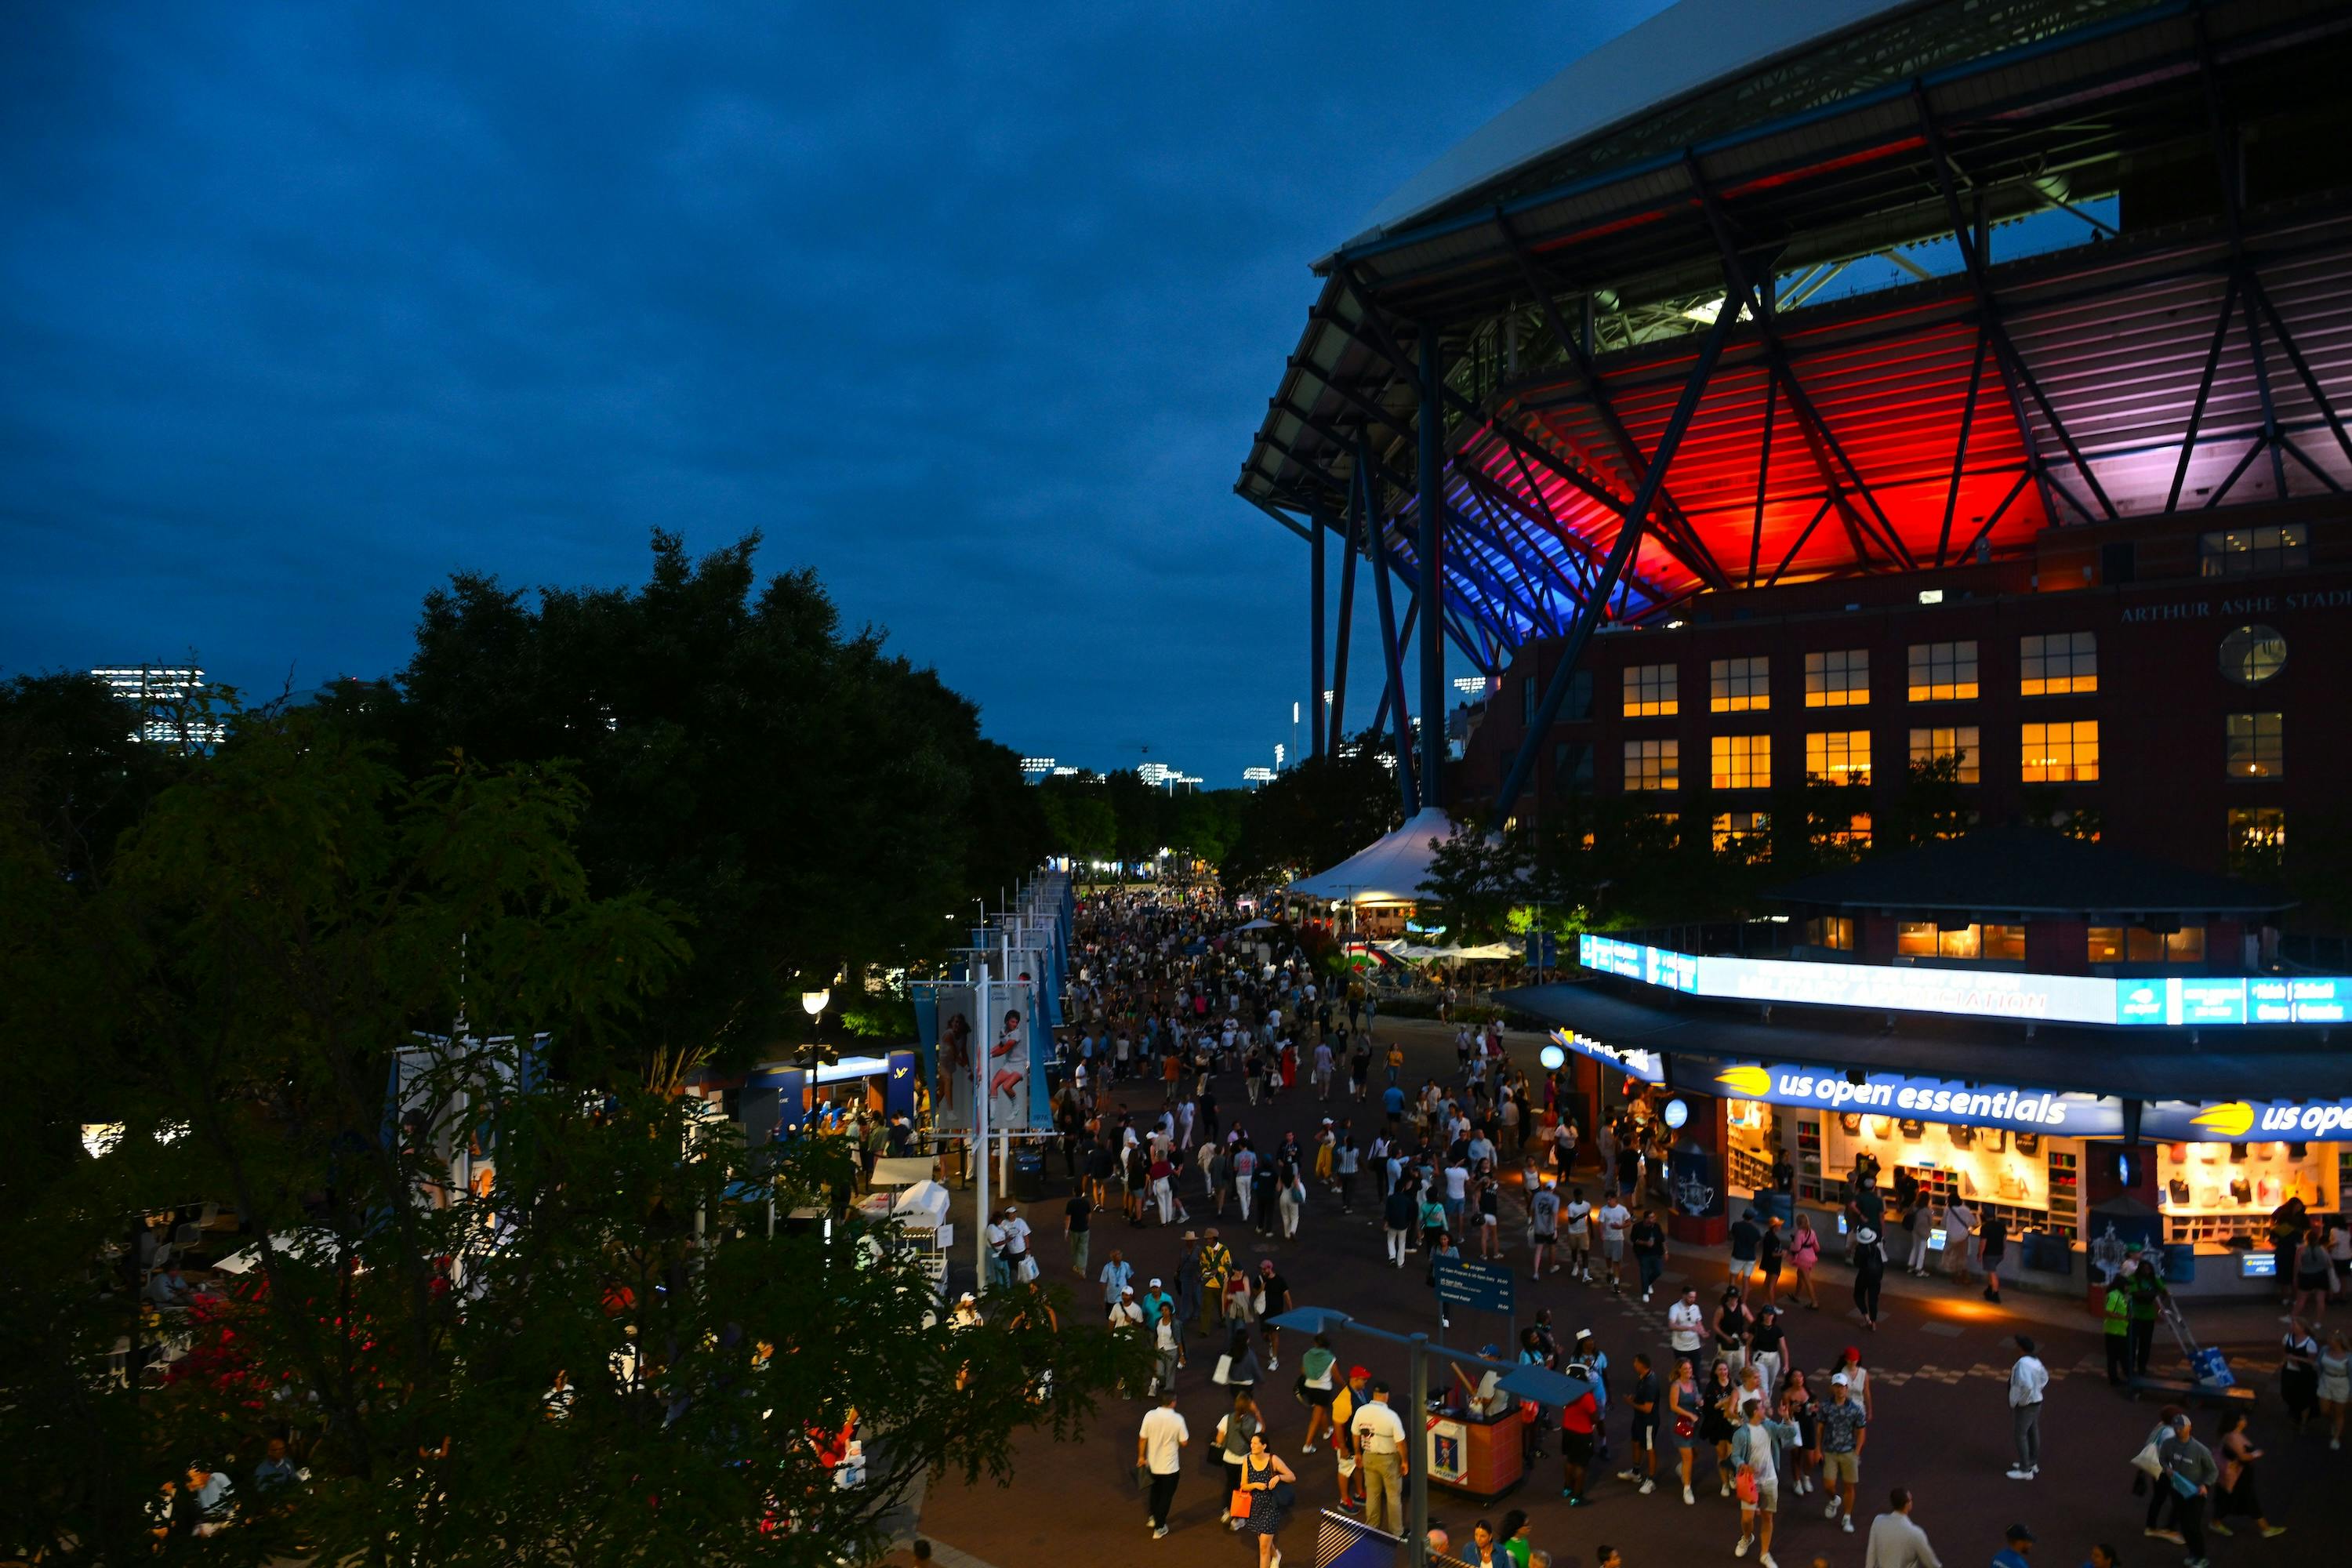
[1710,656,1769,712]
[2086,925,2205,964]
[1802,915,1853,950]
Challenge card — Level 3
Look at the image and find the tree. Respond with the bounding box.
[1219,730,1403,891]
[0,706,1129,1566]
[323,532,1049,1078]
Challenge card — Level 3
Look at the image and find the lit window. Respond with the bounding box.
[2218,624,2287,687]
[1711,810,1771,854]
[1806,729,1872,785]
[1623,664,1679,717]
[2020,720,2099,782]
[2127,927,2206,964]
[2228,805,2285,855]
[1897,922,1984,959]
[1709,657,1769,713]
[2091,926,2205,964]
[1623,739,1679,791]
[1831,813,1873,851]
[1710,734,1771,790]
[1804,648,1870,707]
[1981,924,2025,960]
[1906,641,1979,702]
[2020,632,2096,695]
[2225,713,2282,779]
[1907,726,1980,784]
[2199,524,2307,577]
[1802,916,1853,951]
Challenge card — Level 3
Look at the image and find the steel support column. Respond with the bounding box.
[1310,514,1327,759]
[1328,502,1358,754]
[1489,297,1737,829]
[1417,332,1446,810]
[1363,448,1421,817]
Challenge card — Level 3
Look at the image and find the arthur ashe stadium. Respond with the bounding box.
[1238,0,2352,844]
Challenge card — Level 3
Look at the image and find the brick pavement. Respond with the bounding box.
[914,1018,2343,1568]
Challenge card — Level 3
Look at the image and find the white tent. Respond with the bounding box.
[1288,808,1455,904]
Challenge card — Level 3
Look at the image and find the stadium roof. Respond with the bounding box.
[1350,0,1921,249]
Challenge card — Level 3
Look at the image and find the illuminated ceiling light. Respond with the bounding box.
[1682,296,1726,324]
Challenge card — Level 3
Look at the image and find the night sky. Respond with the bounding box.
[1,2,1670,784]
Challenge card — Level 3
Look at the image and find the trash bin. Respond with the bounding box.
[1011,1147,1046,1202]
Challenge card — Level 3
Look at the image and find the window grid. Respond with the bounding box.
[1710,734,1772,791]
[1622,663,1679,717]
[1803,916,1853,951]
[1804,648,1870,708]
[2020,632,2097,695]
[1907,726,1980,784]
[1623,739,1679,792]
[1711,811,1771,855]
[2020,720,2100,782]
[1709,656,1769,713]
[2224,712,2282,779]
[2228,806,2285,855]
[1805,729,1873,785]
[1906,641,1980,702]
[2198,524,2308,578]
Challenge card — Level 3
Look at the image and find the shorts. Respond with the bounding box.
[1533,1230,1557,1245]
[1337,1455,1357,1478]
[1824,1450,1860,1484]
[1562,1430,1595,1465]
[1306,1385,1335,1409]
[1603,1237,1625,1260]
[1751,1478,1780,1514]
[1481,1214,1498,1227]
[1631,1419,1657,1451]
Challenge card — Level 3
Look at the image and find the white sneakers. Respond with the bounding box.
[1760,1552,1778,1568]
[1719,1479,1732,1498]
[2005,1466,2038,1481]
[1683,1485,1696,1504]
[1842,1516,1855,1534]
[1735,1534,1753,1558]
[1824,1497,1840,1519]
[1639,1479,1656,1495]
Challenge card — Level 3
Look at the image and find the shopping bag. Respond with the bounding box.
[1229,1487,1254,1519]
[1211,1354,1233,1386]
[2191,1346,2236,1388]
[1736,1466,1759,1505]
[2130,1440,2165,1478]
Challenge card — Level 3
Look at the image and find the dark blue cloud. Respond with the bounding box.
[0,1,1669,782]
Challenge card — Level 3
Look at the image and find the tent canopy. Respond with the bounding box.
[1288,808,1456,905]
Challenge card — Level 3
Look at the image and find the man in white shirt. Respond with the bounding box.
[1597,1193,1634,1294]
[2005,1334,2048,1480]
[1863,1485,1943,1568]
[1564,1189,1594,1280]
[1136,1390,1190,1538]
[1668,1286,1706,1360]
[1442,1159,1472,1233]
[1350,1381,1410,1536]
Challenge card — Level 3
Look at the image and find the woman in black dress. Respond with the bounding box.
[1239,1429,1298,1566]
[1852,1224,1888,1330]
[1701,1356,1741,1497]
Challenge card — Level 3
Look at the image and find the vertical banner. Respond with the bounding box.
[884,1049,916,1122]
[926,982,980,1134]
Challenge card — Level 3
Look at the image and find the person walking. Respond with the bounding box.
[2006,1335,2047,1480]
[1238,1431,1297,1567]
[1668,1357,1705,1504]
[1150,1301,1183,1397]
[2280,1318,2321,1432]
[1352,1380,1410,1536]
[1383,1178,1416,1269]
[2318,1328,2350,1449]
[1979,1210,2009,1303]
[1904,1195,1936,1277]
[1137,1388,1189,1540]
[2158,1410,2219,1567]
[2207,1408,2286,1539]
[1789,1214,1822,1311]
[1731,1396,1796,1568]
[1853,1221,1888,1330]
[1860,1486,1940,1568]
[1214,1389,1263,1523]
[1632,1207,1668,1303]
[1065,1186,1094,1278]
[1617,1351,1660,1494]
[1817,1372,1868,1534]
[1944,1196,1976,1287]
[1528,1178,1559,1279]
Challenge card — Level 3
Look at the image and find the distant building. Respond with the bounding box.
[92,664,226,749]
[1020,756,1055,783]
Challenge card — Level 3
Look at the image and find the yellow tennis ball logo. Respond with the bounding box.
[2189,1102,2254,1139]
[1715,1065,1773,1099]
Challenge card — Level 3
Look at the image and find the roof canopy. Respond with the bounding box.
[1768,827,2294,920]
[1289,808,1455,904]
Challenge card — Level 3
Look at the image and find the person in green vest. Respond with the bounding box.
[2103,1272,2132,1385]
[2125,1246,2168,1377]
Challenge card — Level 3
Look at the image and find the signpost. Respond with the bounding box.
[1432,1256,1516,1351]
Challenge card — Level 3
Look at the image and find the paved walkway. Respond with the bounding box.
[916,1017,2342,1567]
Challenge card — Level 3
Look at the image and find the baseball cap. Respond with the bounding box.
[1348,1364,1371,1380]
[2005,1525,2037,1544]
[1831,1373,1849,1386]
[1842,1346,1860,1362]
[1573,1328,1594,1342]
[1148,1277,1162,1288]
[1121,1284,1135,1294]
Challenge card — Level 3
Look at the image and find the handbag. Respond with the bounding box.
[1736,1466,1759,1504]
[1674,1410,1697,1439]
[1229,1487,1254,1519]
[2167,1465,2200,1499]
[2130,1439,2165,1478]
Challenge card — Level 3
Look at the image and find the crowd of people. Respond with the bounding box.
[1025,887,2343,1568]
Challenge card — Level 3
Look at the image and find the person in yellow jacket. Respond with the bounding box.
[2103,1276,2132,1385]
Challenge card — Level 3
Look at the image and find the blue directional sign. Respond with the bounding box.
[1432,1257,1515,1315]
